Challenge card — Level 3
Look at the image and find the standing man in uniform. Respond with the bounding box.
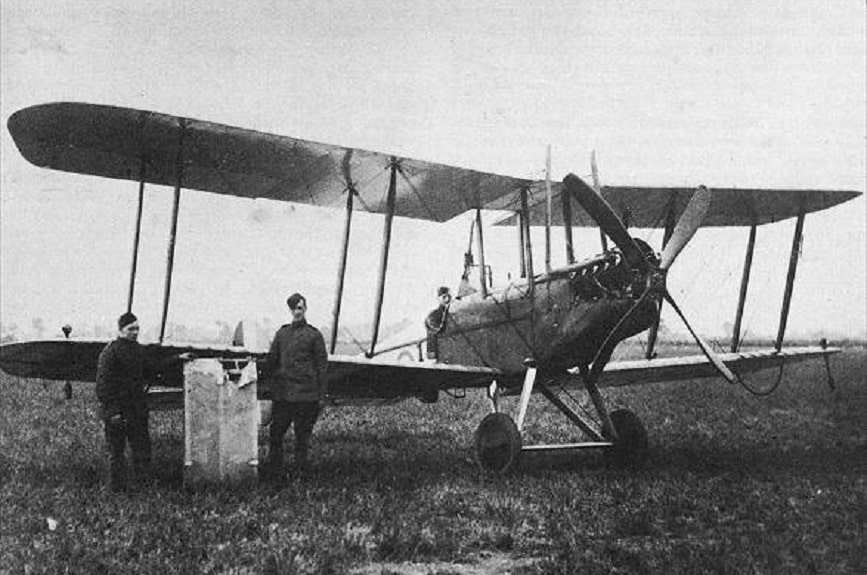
[96,312,151,492]
[264,293,328,480]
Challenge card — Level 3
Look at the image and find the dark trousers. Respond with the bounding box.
[426,330,439,360]
[103,404,151,489]
[268,401,320,469]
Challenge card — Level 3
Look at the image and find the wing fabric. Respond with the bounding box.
[323,355,500,400]
[7,102,531,222]
[0,340,500,398]
[495,182,860,228]
[8,103,860,226]
[0,340,108,381]
[0,340,252,383]
[0,340,838,401]
[597,346,840,387]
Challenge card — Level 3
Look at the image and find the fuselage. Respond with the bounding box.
[435,249,659,374]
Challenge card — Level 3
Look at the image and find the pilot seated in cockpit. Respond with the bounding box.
[424,286,452,360]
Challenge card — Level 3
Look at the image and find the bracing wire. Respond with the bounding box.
[396,164,439,222]
[735,360,785,396]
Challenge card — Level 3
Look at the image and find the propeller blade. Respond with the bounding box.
[659,186,711,270]
[664,292,736,383]
[563,173,648,272]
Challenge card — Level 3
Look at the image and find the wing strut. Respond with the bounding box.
[776,211,806,351]
[330,150,356,354]
[544,145,553,273]
[560,176,575,264]
[475,209,488,297]
[159,119,186,344]
[127,156,146,313]
[367,158,399,357]
[516,210,526,278]
[590,151,608,252]
[731,223,757,352]
[519,187,534,296]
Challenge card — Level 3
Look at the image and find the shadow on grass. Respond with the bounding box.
[10,434,185,491]
[8,420,864,495]
[498,434,867,481]
[310,429,478,487]
[646,441,867,478]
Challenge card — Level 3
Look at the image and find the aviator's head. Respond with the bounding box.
[437,286,452,307]
[117,312,139,341]
[286,293,307,323]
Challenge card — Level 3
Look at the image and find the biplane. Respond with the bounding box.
[1,102,860,473]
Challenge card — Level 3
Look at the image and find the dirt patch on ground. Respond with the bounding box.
[350,552,541,574]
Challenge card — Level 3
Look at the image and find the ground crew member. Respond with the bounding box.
[95,312,151,492]
[264,293,328,480]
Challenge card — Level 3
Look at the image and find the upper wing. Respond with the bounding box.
[9,103,859,226]
[8,102,531,222]
[495,181,861,227]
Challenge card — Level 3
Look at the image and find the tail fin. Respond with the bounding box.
[233,318,269,351]
[232,321,245,347]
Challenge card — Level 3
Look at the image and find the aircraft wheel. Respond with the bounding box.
[606,409,648,466]
[474,413,522,474]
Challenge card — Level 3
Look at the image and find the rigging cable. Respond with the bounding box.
[734,359,785,396]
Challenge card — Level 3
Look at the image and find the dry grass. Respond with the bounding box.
[1,347,864,574]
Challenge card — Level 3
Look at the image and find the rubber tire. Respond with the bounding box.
[474,413,522,475]
[607,409,648,466]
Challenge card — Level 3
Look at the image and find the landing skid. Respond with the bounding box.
[474,365,648,474]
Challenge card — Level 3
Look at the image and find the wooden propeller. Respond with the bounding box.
[568,175,735,384]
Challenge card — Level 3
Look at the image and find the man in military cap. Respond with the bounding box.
[263,293,328,480]
[96,312,151,492]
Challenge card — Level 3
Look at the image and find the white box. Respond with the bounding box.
[183,358,258,487]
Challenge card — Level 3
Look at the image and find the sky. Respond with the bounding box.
[1,0,865,345]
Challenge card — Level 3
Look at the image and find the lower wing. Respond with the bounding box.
[0,340,252,383]
[598,346,840,387]
[0,340,500,400]
[0,340,839,402]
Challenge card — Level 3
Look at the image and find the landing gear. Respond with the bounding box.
[606,409,648,466]
[473,365,649,473]
[474,413,522,474]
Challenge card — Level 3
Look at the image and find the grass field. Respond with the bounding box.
[1,347,864,574]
